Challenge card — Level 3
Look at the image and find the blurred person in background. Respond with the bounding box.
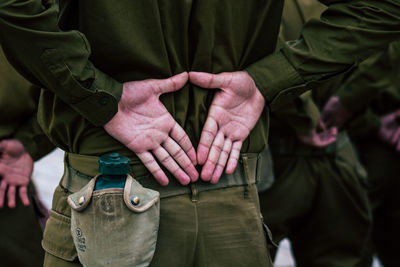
[322,40,400,267]
[0,45,54,267]
[259,1,371,266]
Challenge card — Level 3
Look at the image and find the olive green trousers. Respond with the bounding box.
[259,135,371,267]
[354,139,400,267]
[0,181,45,267]
[43,153,272,267]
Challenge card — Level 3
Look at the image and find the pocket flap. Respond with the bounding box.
[123,174,159,212]
[67,176,97,211]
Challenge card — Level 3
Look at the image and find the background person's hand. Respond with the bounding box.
[0,139,33,208]
[378,109,400,151]
[104,72,198,186]
[189,71,265,184]
[321,96,352,129]
[297,119,338,147]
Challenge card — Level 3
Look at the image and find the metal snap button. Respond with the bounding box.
[78,196,86,205]
[130,196,140,206]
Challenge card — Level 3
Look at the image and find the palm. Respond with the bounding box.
[209,88,261,142]
[104,73,198,186]
[190,71,265,183]
[0,139,33,208]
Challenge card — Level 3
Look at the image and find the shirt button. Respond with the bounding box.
[99,97,109,105]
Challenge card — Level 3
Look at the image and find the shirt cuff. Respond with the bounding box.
[40,48,123,126]
[246,51,306,111]
[70,68,123,126]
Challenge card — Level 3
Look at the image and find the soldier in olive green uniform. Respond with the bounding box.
[258,1,371,266]
[323,41,400,267]
[2,0,400,266]
[0,46,54,267]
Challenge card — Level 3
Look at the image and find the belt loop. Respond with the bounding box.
[241,155,251,198]
[190,184,198,202]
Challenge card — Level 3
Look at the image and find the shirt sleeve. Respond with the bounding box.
[13,114,55,161]
[272,91,321,135]
[0,0,122,126]
[347,107,381,138]
[246,0,400,111]
[336,41,400,114]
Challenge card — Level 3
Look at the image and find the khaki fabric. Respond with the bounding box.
[43,152,272,267]
[43,181,272,267]
[67,175,160,267]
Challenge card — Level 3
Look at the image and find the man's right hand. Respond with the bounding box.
[104,72,198,186]
[297,119,338,147]
[378,109,400,152]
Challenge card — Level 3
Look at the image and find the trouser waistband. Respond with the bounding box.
[61,152,260,198]
[269,131,350,156]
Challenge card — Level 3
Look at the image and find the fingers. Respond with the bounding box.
[7,185,16,209]
[210,139,232,184]
[163,138,198,182]
[189,71,232,89]
[226,141,242,174]
[0,180,7,208]
[197,117,218,165]
[153,147,191,185]
[19,186,30,206]
[0,140,5,152]
[390,127,400,145]
[201,132,225,181]
[317,119,326,132]
[155,72,189,95]
[315,127,338,147]
[136,152,169,186]
[0,161,5,177]
[170,123,197,165]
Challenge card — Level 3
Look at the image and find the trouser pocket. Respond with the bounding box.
[67,175,160,267]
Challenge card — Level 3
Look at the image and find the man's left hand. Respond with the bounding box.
[189,71,265,184]
[0,139,33,208]
[378,109,400,152]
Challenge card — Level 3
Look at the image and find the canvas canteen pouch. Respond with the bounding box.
[67,174,160,267]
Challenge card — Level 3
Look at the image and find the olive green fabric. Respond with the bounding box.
[353,139,400,267]
[0,46,34,138]
[0,182,45,267]
[0,45,54,160]
[0,44,53,267]
[336,40,400,266]
[336,41,400,117]
[0,1,400,174]
[260,135,370,267]
[260,1,372,266]
[340,41,400,137]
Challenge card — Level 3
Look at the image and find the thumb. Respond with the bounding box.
[189,71,232,89]
[155,72,188,95]
[317,119,327,132]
